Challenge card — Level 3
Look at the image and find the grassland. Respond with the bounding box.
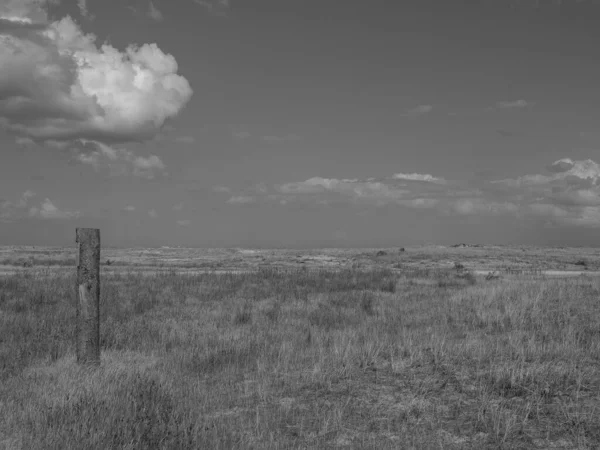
[2,244,600,276]
[0,246,599,449]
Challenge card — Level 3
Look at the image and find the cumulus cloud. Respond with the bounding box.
[29,198,79,219]
[1,190,79,221]
[0,10,192,145]
[76,140,166,178]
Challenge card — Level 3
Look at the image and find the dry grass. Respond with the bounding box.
[3,244,600,275]
[0,266,599,449]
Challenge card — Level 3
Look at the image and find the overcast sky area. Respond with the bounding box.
[2,0,600,248]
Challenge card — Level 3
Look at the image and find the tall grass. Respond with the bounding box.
[0,268,599,449]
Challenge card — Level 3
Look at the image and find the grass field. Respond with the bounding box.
[1,247,599,448]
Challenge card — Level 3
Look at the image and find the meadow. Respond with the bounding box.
[0,246,599,449]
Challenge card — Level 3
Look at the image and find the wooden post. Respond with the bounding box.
[75,228,101,366]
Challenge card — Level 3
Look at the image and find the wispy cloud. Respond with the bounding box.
[1,190,35,221]
[495,99,531,109]
[147,1,163,21]
[76,140,166,179]
[193,0,229,16]
[15,137,35,146]
[212,185,231,193]
[176,219,192,227]
[230,158,600,228]
[148,209,158,218]
[77,0,94,20]
[227,195,255,204]
[393,173,446,184]
[231,130,251,140]
[123,205,136,212]
[173,203,184,211]
[402,105,433,117]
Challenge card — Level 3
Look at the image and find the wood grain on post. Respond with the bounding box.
[76,228,101,366]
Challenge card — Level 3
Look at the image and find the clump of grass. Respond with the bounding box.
[456,270,477,285]
[233,302,253,325]
[379,278,396,293]
[264,300,282,323]
[360,291,377,316]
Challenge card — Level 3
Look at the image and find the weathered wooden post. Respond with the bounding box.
[75,228,101,366]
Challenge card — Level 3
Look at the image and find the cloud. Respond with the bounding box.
[0,0,56,24]
[488,158,600,227]
[495,99,531,109]
[176,219,191,227]
[402,105,433,117]
[76,140,166,178]
[123,205,136,211]
[147,1,163,22]
[148,209,158,218]
[212,185,231,193]
[233,157,600,229]
[449,198,519,216]
[77,0,94,20]
[227,195,255,204]
[15,136,35,146]
[275,175,449,205]
[0,12,192,145]
[393,173,446,184]
[273,175,503,214]
[29,198,80,219]
[1,189,35,221]
[193,0,229,15]
[494,159,600,188]
[173,202,184,211]
[175,135,195,144]
[2,190,79,221]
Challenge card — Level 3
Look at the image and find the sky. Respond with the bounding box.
[2,0,600,248]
